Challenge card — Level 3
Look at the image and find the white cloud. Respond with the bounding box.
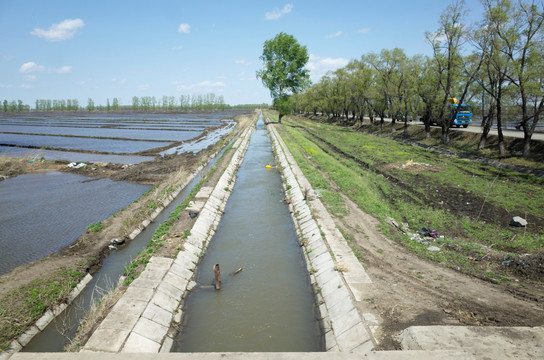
[19,83,33,89]
[0,83,13,89]
[306,54,349,82]
[19,61,45,73]
[235,59,251,66]
[19,62,72,74]
[24,75,37,81]
[172,45,184,50]
[176,80,226,92]
[112,78,127,85]
[2,55,14,62]
[30,18,85,42]
[178,23,191,34]
[137,84,150,91]
[358,27,370,34]
[55,66,72,74]
[265,4,293,20]
[326,31,343,39]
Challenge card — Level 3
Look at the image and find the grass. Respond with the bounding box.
[86,222,103,233]
[0,267,84,350]
[272,111,544,283]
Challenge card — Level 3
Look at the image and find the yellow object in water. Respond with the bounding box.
[265,164,272,169]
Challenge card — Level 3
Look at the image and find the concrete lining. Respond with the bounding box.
[267,123,375,352]
[80,122,256,353]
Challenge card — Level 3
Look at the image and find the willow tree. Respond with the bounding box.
[256,32,310,123]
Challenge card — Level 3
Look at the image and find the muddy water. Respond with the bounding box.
[172,116,324,352]
[0,172,150,275]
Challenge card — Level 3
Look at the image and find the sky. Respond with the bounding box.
[0,0,486,107]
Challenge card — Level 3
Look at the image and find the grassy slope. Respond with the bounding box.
[269,111,543,286]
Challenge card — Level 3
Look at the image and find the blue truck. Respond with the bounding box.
[447,97,472,128]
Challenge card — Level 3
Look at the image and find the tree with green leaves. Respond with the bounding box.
[256,32,310,123]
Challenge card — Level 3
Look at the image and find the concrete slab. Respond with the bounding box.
[16,325,40,347]
[132,317,168,344]
[399,326,544,359]
[121,332,161,353]
[142,303,174,328]
[152,290,179,313]
[334,317,372,352]
[162,271,189,292]
[122,286,155,302]
[34,310,54,331]
[84,328,131,352]
[327,296,355,322]
[98,308,140,331]
[111,298,148,316]
[194,186,213,199]
[156,280,184,300]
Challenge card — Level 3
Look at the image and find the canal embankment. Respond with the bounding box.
[80,119,256,353]
[79,112,376,353]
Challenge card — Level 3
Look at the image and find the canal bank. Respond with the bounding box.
[79,112,375,353]
[80,117,257,352]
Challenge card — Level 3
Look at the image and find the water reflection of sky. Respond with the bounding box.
[0,112,239,157]
[0,171,151,275]
[0,146,154,164]
[0,133,170,153]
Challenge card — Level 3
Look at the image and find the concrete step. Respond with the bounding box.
[10,350,473,360]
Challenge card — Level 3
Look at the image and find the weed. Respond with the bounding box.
[86,222,103,233]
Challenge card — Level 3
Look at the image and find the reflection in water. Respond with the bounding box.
[173,116,324,352]
[0,172,150,275]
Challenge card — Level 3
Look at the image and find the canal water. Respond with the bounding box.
[22,143,228,352]
[172,115,324,352]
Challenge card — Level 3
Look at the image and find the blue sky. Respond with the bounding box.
[0,0,485,107]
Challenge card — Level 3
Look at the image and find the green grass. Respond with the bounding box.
[272,112,544,283]
[0,267,84,350]
[86,222,103,233]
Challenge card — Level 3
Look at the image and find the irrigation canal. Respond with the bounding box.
[172,114,323,352]
[22,113,323,352]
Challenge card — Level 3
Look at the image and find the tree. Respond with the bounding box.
[256,32,310,123]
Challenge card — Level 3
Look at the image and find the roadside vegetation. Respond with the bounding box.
[291,0,544,159]
[269,111,543,288]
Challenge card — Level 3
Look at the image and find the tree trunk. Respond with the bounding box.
[278,113,283,124]
[478,104,495,151]
[496,101,506,157]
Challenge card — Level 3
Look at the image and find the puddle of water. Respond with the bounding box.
[0,172,150,275]
[172,116,324,352]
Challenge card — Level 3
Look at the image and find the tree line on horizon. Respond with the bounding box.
[291,0,543,158]
[2,93,269,113]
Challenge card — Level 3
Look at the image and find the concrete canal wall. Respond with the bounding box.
[81,123,256,353]
[267,124,375,352]
[79,113,378,354]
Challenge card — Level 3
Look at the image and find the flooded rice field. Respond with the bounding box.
[0,146,153,164]
[0,111,238,274]
[0,171,150,275]
[0,112,236,160]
